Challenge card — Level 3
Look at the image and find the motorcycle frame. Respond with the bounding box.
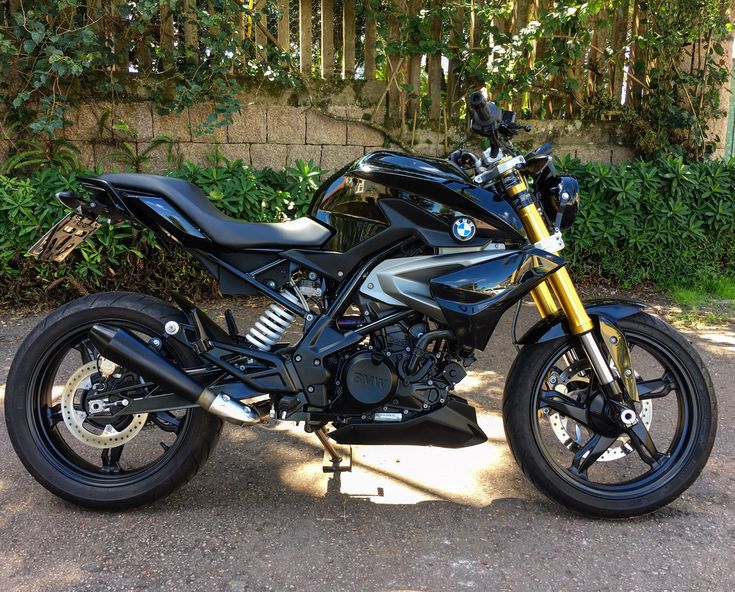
[67,155,638,419]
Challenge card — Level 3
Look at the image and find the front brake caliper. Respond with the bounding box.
[597,316,639,403]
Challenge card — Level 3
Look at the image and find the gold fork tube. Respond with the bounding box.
[530,282,559,318]
[517,203,594,335]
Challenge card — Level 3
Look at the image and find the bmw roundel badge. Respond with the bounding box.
[451,216,476,242]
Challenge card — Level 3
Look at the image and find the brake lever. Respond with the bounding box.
[499,122,532,137]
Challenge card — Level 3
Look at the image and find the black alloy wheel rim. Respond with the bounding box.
[530,328,699,499]
[27,318,193,488]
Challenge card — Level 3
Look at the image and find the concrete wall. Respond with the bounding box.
[55,82,636,172]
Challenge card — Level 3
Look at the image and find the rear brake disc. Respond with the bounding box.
[60,362,148,449]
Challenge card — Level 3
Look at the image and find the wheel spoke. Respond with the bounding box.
[541,390,590,427]
[101,445,124,473]
[149,411,183,433]
[637,372,677,400]
[43,404,64,428]
[570,433,617,478]
[627,421,665,467]
[75,339,98,364]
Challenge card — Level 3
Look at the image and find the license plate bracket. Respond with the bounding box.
[28,212,101,262]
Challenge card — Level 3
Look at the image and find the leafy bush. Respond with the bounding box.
[559,155,735,289]
[0,159,321,306]
[1,155,733,307]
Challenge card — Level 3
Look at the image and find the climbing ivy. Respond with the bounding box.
[0,0,732,161]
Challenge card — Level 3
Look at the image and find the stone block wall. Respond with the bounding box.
[56,82,635,173]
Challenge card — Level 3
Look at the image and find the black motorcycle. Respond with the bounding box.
[5,93,716,517]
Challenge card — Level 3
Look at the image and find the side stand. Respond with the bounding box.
[314,427,352,473]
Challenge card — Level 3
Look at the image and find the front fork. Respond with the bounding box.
[509,172,634,411]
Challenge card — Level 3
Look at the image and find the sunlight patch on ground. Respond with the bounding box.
[0,384,4,404]
[453,369,503,395]
[275,411,512,507]
[699,331,735,353]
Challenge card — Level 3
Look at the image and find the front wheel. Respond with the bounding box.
[503,312,717,518]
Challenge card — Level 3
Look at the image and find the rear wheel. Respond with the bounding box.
[503,312,716,518]
[5,292,222,509]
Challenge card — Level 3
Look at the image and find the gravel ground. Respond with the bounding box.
[0,297,733,592]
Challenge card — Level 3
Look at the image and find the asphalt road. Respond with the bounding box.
[0,298,733,592]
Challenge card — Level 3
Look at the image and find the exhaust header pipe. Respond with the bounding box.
[88,324,263,426]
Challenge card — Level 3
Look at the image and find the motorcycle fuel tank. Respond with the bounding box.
[310,151,526,252]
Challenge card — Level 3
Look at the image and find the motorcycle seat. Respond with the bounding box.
[99,173,331,250]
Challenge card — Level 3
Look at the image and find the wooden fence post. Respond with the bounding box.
[364,8,377,80]
[183,0,199,64]
[447,3,465,117]
[587,8,608,101]
[609,0,630,104]
[407,0,422,121]
[321,0,335,77]
[159,0,176,97]
[299,0,313,75]
[428,0,443,120]
[343,0,356,78]
[277,0,290,50]
[387,0,405,122]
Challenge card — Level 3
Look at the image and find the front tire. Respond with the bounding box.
[503,312,717,518]
[5,292,223,509]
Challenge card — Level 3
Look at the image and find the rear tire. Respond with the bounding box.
[5,291,223,509]
[503,312,716,518]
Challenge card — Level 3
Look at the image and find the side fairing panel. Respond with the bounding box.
[430,249,565,350]
[359,249,514,322]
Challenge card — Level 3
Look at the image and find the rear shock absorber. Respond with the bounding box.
[245,289,303,351]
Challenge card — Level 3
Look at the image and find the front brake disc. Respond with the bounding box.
[60,362,148,449]
[546,360,653,462]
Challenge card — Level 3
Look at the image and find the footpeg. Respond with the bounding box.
[314,427,352,473]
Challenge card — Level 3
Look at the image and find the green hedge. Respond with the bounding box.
[1,156,733,306]
[0,159,321,305]
[559,155,735,288]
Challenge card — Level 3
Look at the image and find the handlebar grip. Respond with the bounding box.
[469,91,502,132]
[469,92,493,124]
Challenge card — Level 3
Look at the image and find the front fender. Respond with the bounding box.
[517,299,645,345]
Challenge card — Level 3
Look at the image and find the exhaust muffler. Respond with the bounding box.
[88,324,263,426]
